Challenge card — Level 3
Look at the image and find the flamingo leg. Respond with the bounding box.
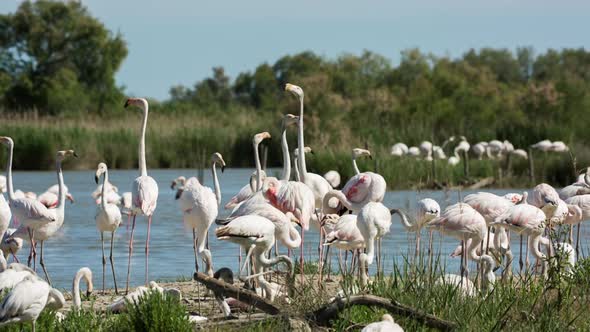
[110,231,118,294]
[569,225,574,245]
[299,229,304,284]
[126,215,137,294]
[11,252,19,263]
[344,250,349,276]
[460,240,465,287]
[428,230,434,271]
[101,232,106,294]
[376,238,382,278]
[192,229,199,273]
[338,249,345,276]
[145,215,152,286]
[576,223,582,259]
[240,245,255,277]
[27,228,33,267]
[324,245,332,281]
[126,214,131,232]
[39,241,51,286]
[415,229,421,263]
[519,234,524,275]
[318,226,324,283]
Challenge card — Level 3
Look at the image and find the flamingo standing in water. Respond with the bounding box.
[37,184,74,208]
[124,98,159,293]
[492,200,548,277]
[0,137,56,270]
[428,203,495,289]
[357,202,392,286]
[178,153,226,277]
[285,83,333,210]
[95,163,122,294]
[391,198,440,261]
[340,148,387,214]
[29,150,77,284]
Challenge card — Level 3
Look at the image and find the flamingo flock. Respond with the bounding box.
[391,137,570,166]
[0,84,587,331]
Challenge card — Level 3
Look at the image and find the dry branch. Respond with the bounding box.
[193,272,281,315]
[307,294,456,331]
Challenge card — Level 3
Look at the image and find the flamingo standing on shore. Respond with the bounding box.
[124,97,159,293]
[179,153,226,277]
[322,214,364,275]
[95,163,122,294]
[0,274,50,332]
[285,83,333,210]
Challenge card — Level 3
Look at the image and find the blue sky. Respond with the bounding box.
[1,0,589,100]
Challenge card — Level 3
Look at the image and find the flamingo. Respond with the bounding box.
[0,137,56,270]
[565,194,590,257]
[71,267,94,311]
[108,281,182,313]
[95,163,122,294]
[37,184,74,209]
[492,201,548,277]
[407,146,420,158]
[323,171,341,188]
[390,143,408,157]
[471,142,490,160]
[0,274,49,332]
[531,139,552,152]
[323,214,364,275]
[435,274,477,297]
[338,149,386,214]
[352,201,392,286]
[427,203,496,290]
[125,97,159,293]
[432,146,446,160]
[463,192,515,276]
[285,83,333,209]
[419,141,433,160]
[0,176,5,193]
[550,141,568,152]
[263,115,315,279]
[178,153,226,277]
[391,198,440,261]
[293,147,312,182]
[447,147,461,166]
[26,150,77,284]
[0,249,36,291]
[511,149,528,160]
[120,192,133,216]
[361,314,404,332]
[215,215,296,301]
[0,229,22,262]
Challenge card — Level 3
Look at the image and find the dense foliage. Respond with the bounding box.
[0,1,127,114]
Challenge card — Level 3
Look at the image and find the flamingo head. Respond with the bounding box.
[95,162,108,184]
[285,83,304,99]
[57,150,78,161]
[212,152,226,173]
[253,132,271,145]
[171,176,186,190]
[294,146,313,157]
[352,148,372,160]
[124,97,148,110]
[0,136,14,147]
[282,114,299,128]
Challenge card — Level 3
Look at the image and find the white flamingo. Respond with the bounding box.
[0,249,36,291]
[71,267,94,311]
[391,198,440,260]
[357,202,392,286]
[390,143,408,157]
[108,281,181,313]
[29,150,77,284]
[471,142,489,160]
[0,192,11,242]
[285,83,333,209]
[339,148,386,214]
[293,146,312,182]
[0,137,56,270]
[224,170,266,210]
[0,274,49,332]
[407,146,420,158]
[95,163,122,294]
[179,153,225,277]
[361,314,404,332]
[531,139,552,152]
[124,97,159,293]
[323,171,341,188]
[215,215,296,301]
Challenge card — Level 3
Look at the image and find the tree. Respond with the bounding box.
[0,0,127,114]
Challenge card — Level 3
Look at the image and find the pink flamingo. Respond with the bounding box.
[339,148,387,214]
[322,214,364,275]
[392,198,440,261]
[124,98,159,294]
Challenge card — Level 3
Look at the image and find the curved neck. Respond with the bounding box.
[5,143,15,201]
[55,158,66,212]
[293,155,301,182]
[280,125,291,181]
[256,249,294,277]
[453,148,461,159]
[296,96,308,181]
[253,141,262,191]
[352,155,361,175]
[277,223,301,249]
[138,102,149,177]
[72,270,90,310]
[100,170,108,209]
[322,190,362,213]
[212,161,221,206]
[393,209,417,232]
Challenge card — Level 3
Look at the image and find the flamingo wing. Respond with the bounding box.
[342,173,372,203]
[132,176,159,216]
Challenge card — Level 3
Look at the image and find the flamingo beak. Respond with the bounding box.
[73,152,79,158]
[94,175,99,184]
[124,99,130,108]
[170,181,176,190]
[221,166,225,173]
[175,189,183,200]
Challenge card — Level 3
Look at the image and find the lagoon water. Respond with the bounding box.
[5,168,550,289]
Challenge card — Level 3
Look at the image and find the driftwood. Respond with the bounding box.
[468,177,495,189]
[307,294,457,331]
[193,272,281,315]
